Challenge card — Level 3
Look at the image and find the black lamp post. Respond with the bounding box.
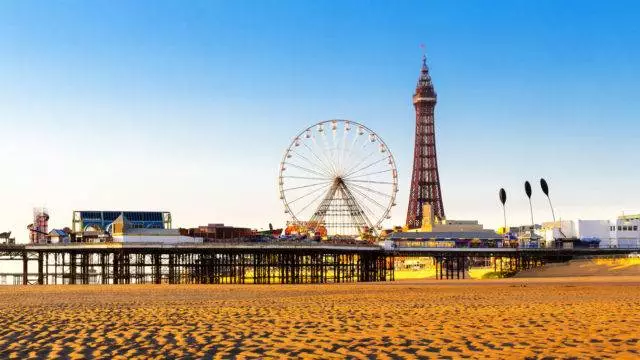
[525,181,534,230]
[499,188,507,233]
[540,178,555,222]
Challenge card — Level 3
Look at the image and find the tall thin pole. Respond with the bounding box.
[528,198,534,228]
[499,188,507,235]
[547,197,556,223]
[503,206,507,232]
[525,181,534,230]
[540,178,554,222]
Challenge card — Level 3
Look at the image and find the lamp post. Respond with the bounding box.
[525,181,536,248]
[540,178,561,248]
[499,188,507,233]
[525,181,534,230]
[540,178,555,222]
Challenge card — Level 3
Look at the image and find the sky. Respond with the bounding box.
[1,0,639,242]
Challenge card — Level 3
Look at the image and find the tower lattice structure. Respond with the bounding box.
[406,54,445,228]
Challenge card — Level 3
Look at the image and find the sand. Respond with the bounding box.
[516,258,640,278]
[0,278,639,359]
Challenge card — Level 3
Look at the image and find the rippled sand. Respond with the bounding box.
[516,258,640,278]
[1,278,639,359]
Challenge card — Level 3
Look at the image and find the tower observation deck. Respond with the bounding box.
[406,54,445,228]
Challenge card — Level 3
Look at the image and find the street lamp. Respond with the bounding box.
[525,181,534,230]
[499,188,507,233]
[540,178,555,222]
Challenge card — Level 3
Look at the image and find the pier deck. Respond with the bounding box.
[0,243,637,284]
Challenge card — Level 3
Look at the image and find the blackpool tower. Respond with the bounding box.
[406,54,445,228]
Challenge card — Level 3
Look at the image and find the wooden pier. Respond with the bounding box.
[0,243,637,285]
[0,244,393,285]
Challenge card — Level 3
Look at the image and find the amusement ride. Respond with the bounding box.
[279,120,398,238]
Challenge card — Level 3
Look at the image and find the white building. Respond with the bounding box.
[110,215,203,244]
[540,220,612,248]
[540,220,576,246]
[608,215,640,248]
[576,220,611,246]
[112,228,203,244]
[539,215,640,249]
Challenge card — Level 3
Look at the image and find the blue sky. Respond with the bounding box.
[1,1,639,240]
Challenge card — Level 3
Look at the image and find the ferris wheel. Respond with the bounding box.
[279,120,398,236]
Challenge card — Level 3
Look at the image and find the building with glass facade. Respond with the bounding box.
[72,211,172,233]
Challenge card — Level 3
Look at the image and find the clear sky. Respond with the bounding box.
[1,1,639,242]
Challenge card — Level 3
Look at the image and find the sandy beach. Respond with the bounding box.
[0,275,639,359]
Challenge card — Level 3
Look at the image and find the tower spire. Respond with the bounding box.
[416,53,436,99]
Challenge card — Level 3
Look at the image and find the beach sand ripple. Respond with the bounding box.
[0,277,638,359]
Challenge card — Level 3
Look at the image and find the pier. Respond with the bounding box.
[0,243,637,285]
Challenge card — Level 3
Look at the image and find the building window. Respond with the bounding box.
[618,226,622,231]
[634,226,638,231]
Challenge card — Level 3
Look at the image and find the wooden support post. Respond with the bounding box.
[45,252,49,284]
[154,254,161,284]
[70,252,77,285]
[462,256,466,279]
[101,253,108,284]
[22,251,28,285]
[168,253,175,284]
[38,252,44,285]
[112,251,119,285]
[81,253,89,284]
[123,252,130,284]
[445,257,449,279]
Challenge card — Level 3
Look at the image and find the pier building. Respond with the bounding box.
[72,210,172,233]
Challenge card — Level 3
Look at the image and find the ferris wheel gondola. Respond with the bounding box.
[279,120,398,236]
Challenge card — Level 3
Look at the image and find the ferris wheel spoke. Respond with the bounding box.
[345,179,395,185]
[331,125,339,163]
[282,175,331,181]
[347,184,389,210]
[332,129,343,174]
[355,199,378,227]
[343,136,375,174]
[315,131,339,175]
[343,181,392,198]
[345,186,381,226]
[343,156,389,179]
[342,131,361,171]
[284,162,331,179]
[337,130,350,176]
[297,185,333,215]
[346,168,392,179]
[290,149,334,178]
[282,180,332,192]
[349,192,376,227]
[286,182,332,205]
[342,149,377,177]
[302,141,336,177]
